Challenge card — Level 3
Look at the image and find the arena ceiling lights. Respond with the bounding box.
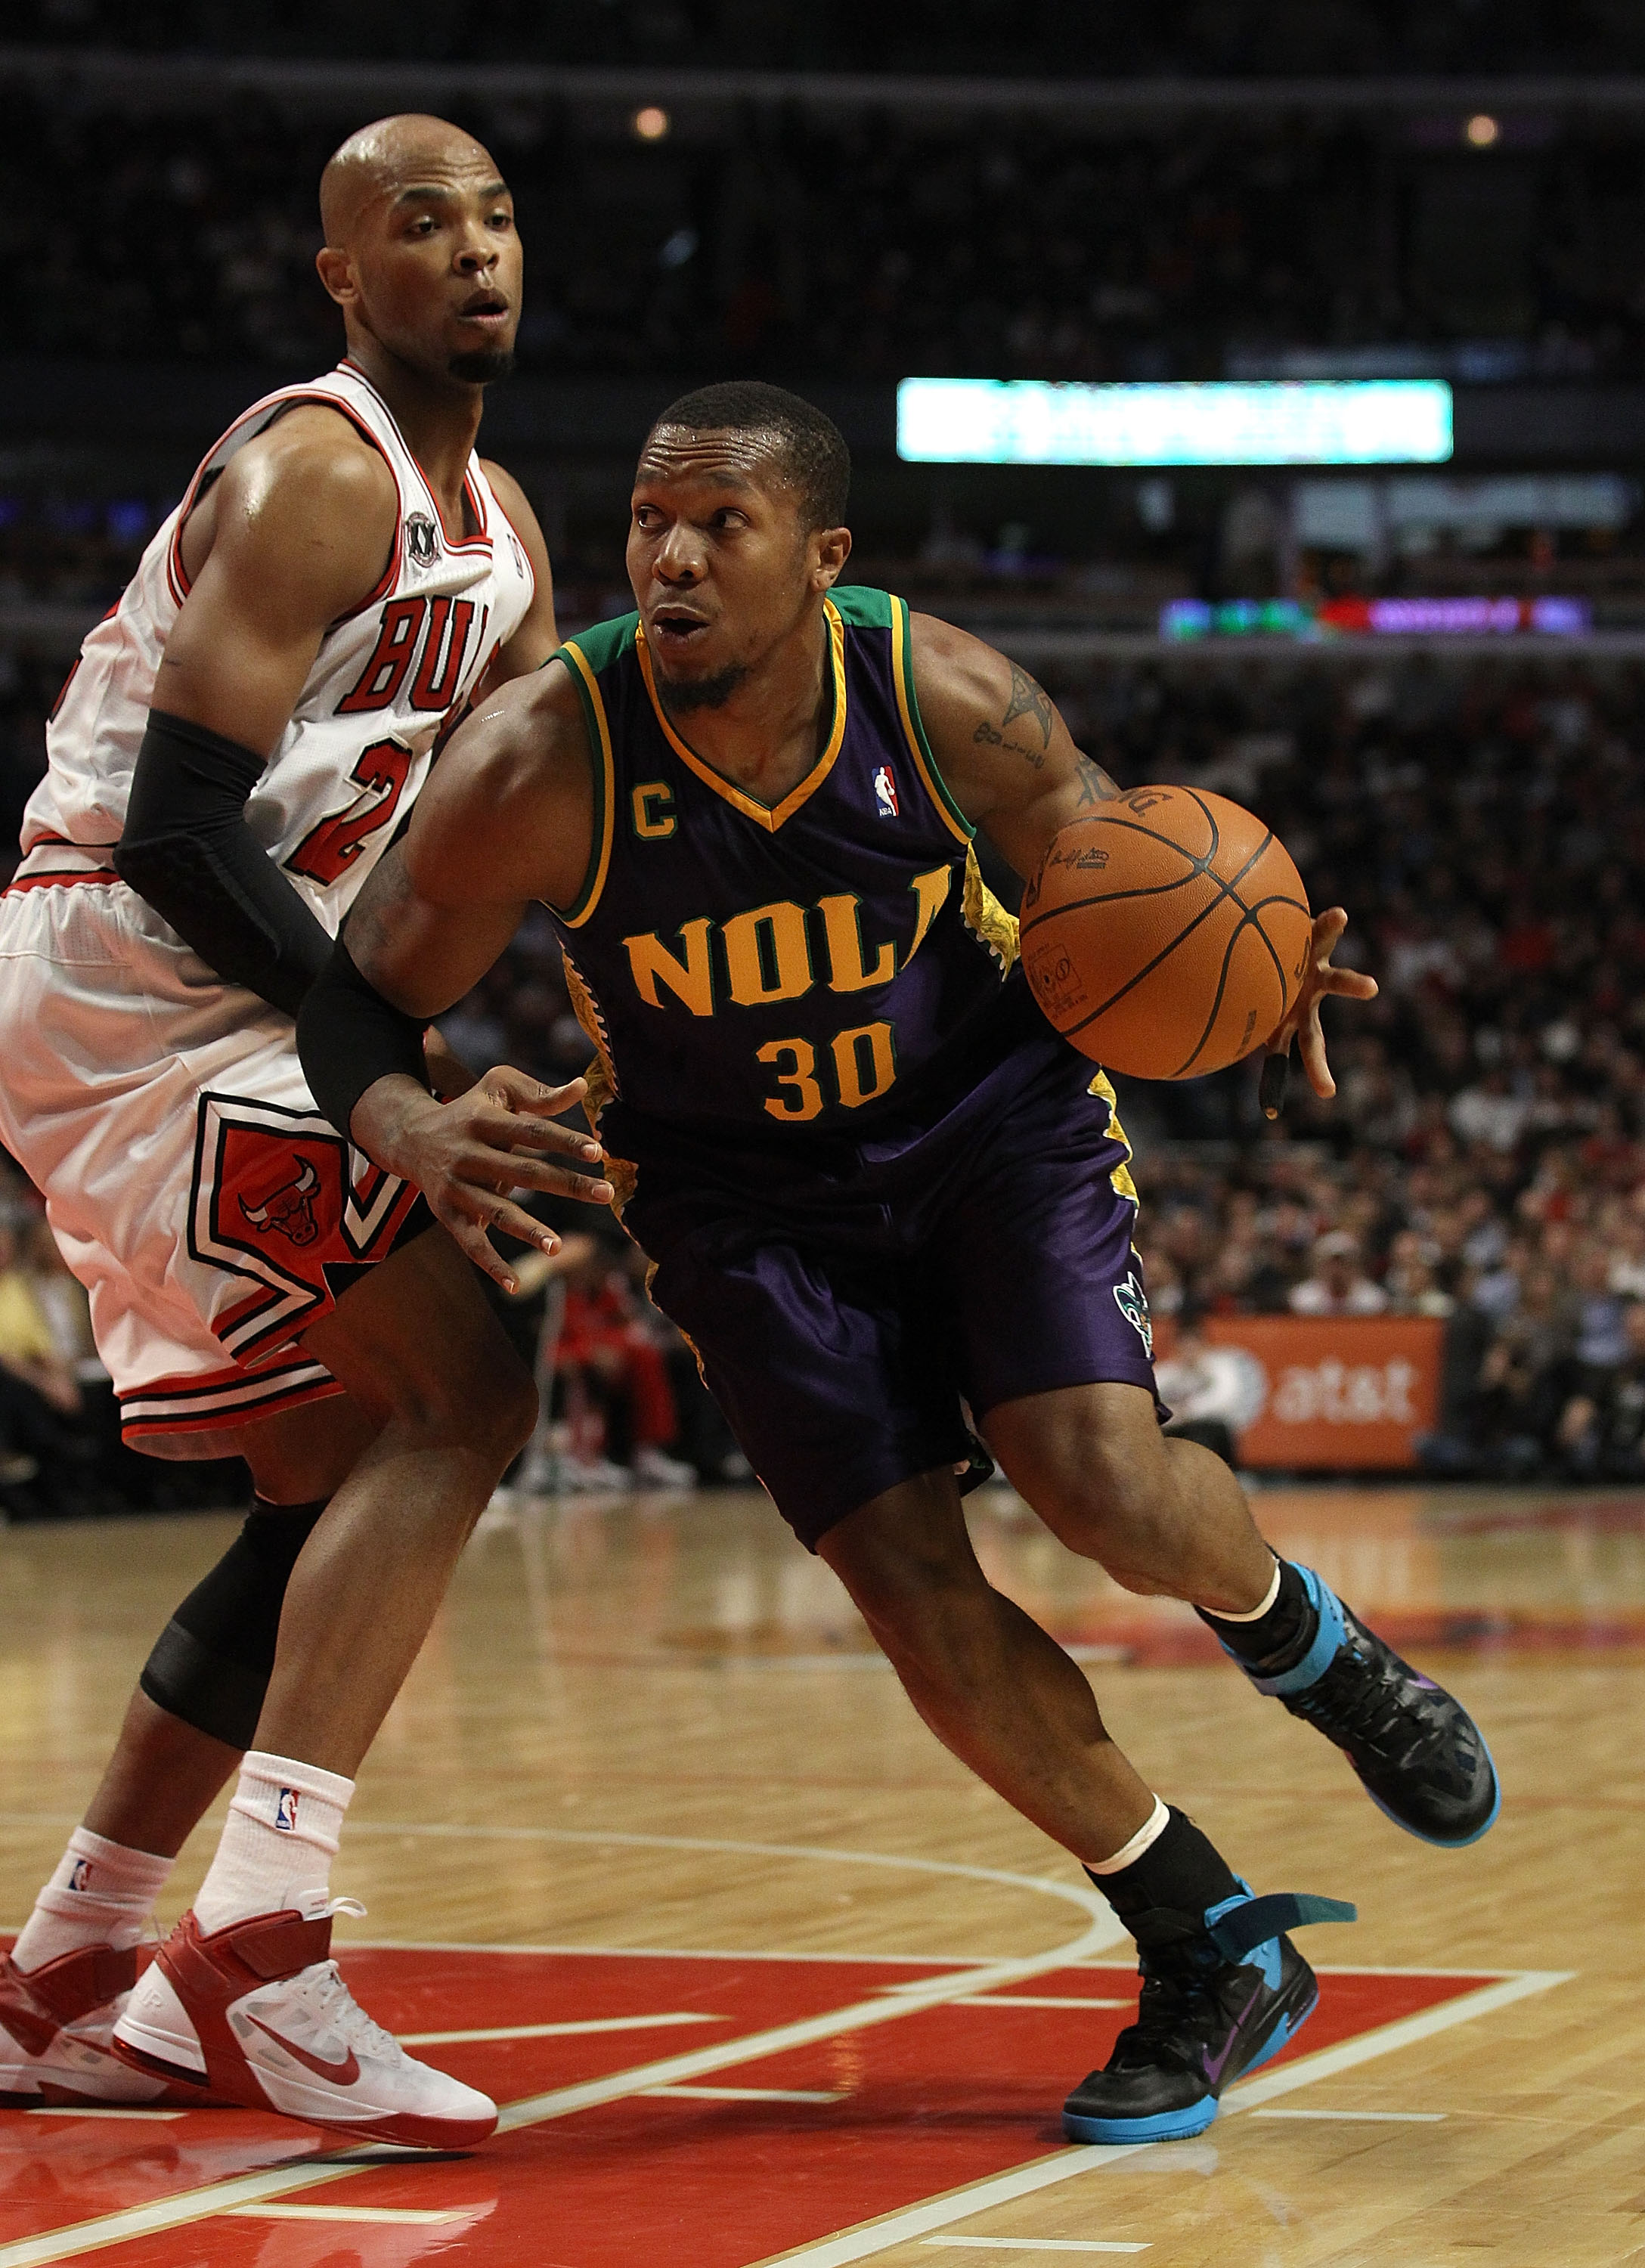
[896,379,1454,467]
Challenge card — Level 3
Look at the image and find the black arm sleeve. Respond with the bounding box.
[113,710,334,1018]
[296,934,431,1142]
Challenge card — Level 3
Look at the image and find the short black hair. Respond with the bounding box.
[646,380,850,531]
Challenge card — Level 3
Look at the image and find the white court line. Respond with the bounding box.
[1250,2107,1447,2123]
[749,2143,1159,2267]
[745,1969,1573,2268]
[342,1822,1128,1957]
[0,1833,1119,2268]
[1221,1972,1572,2113]
[924,2244,1148,2256]
[227,2205,475,2226]
[397,2012,720,2046]
[643,2084,845,2104]
[354,1939,987,1968]
[953,1996,1132,2011]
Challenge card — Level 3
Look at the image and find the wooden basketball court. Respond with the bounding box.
[0,1478,1635,2266]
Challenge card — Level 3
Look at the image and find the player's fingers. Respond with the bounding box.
[461,1149,614,1205]
[460,1099,601,1163]
[461,1189,571,1253]
[428,1199,529,1294]
[479,1067,587,1117]
[1320,965,1379,1000]
[1299,1002,1337,1099]
[1310,906,1350,959]
[476,1108,604,1160]
[1258,1049,1290,1120]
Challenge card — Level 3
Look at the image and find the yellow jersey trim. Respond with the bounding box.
[1089,1068,1140,1207]
[961,844,1020,976]
[891,595,973,847]
[633,600,849,834]
[554,640,617,929]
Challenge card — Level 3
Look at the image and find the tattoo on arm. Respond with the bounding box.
[973,717,1049,768]
[1002,662,1055,750]
[1075,755,1120,807]
[970,666,1061,772]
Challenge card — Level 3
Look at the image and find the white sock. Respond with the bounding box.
[1086,1795,1171,1876]
[11,1828,174,1972]
[192,1751,354,1935]
[1202,1557,1282,1624]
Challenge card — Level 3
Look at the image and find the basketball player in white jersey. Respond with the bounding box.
[0,116,609,2143]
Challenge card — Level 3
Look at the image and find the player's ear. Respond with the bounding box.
[811,523,851,592]
[315,244,358,311]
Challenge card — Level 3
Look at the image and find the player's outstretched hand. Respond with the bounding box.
[1264,908,1378,1105]
[386,1067,614,1292]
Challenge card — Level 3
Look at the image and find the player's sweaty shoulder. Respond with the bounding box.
[906,609,1018,742]
[180,402,398,629]
[906,609,1091,835]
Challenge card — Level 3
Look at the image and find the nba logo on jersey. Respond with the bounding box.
[874,764,900,818]
[275,1788,301,1833]
[404,513,440,569]
[68,1858,92,1893]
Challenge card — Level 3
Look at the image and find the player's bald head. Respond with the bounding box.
[319,115,503,246]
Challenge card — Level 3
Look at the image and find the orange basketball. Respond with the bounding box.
[1019,785,1312,1080]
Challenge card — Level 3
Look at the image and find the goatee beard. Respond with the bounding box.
[656,660,749,712]
[448,348,516,385]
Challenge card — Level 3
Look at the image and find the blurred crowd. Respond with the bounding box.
[1079,649,1645,1480]
[0,1166,249,1517]
[13,0,1635,79]
[5,84,1644,380]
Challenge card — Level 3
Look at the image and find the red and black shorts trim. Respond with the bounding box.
[119,1355,346,1442]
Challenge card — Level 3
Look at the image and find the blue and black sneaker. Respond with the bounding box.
[1222,1566,1500,1848]
[1061,1885,1354,2145]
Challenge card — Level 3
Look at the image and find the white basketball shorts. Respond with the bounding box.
[0,856,425,1442]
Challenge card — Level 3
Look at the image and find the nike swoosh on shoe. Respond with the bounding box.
[245,2015,361,2085]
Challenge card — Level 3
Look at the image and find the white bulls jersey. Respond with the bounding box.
[0,360,536,1442]
[19,357,534,915]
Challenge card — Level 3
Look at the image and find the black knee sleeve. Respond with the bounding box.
[138,1497,327,1748]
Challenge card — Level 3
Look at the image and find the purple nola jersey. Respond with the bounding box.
[541,585,1027,1191]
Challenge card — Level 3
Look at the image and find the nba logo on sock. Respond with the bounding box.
[67,1858,91,1893]
[874,764,899,818]
[275,1788,300,1833]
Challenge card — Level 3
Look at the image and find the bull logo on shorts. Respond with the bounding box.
[237,1154,324,1247]
[191,1096,420,1365]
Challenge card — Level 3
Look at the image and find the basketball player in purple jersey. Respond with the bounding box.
[0,118,608,2143]
[299,383,1501,2144]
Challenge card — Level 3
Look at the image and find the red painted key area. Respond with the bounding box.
[0,1947,1495,2267]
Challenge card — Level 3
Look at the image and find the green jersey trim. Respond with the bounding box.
[549,639,618,928]
[887,593,974,845]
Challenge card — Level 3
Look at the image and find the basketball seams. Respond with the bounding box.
[1021,872,1217,928]
[1022,787,1309,1078]
[1171,897,1294,1077]
[1046,825,1279,1040]
[1022,872,1308,937]
[1019,797,1292,941]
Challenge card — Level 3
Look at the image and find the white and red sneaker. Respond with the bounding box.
[0,1944,190,2105]
[110,1901,497,2148]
